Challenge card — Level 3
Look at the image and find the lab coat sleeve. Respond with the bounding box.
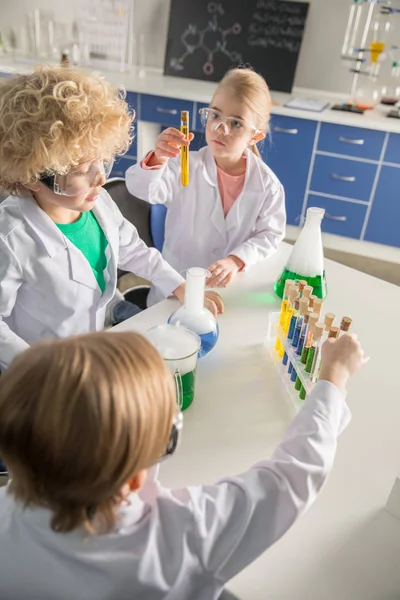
[125,155,180,207]
[182,380,351,583]
[0,239,29,370]
[230,182,286,268]
[116,205,184,298]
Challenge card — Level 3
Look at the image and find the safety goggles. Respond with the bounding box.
[160,411,183,462]
[199,107,260,137]
[40,159,113,197]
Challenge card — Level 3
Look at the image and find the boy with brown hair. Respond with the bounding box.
[0,330,367,599]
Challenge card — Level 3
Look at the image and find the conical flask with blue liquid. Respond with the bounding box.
[168,267,219,357]
[274,207,327,300]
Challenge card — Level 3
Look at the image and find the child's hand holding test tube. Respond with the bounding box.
[145,126,194,168]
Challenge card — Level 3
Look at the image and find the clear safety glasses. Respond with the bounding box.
[199,107,260,137]
[160,411,183,463]
[40,159,114,197]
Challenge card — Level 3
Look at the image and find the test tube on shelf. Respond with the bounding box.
[308,294,317,310]
[180,110,189,187]
[294,312,319,392]
[289,297,310,382]
[275,279,294,353]
[311,326,339,383]
[339,317,352,336]
[305,323,325,375]
[300,312,319,364]
[292,297,310,350]
[298,280,307,296]
[300,323,325,401]
[282,287,299,366]
[285,298,300,371]
[323,312,336,332]
[313,298,324,317]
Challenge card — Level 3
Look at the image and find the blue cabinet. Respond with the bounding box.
[262,116,317,226]
[110,155,136,179]
[364,166,400,248]
[140,94,194,127]
[384,133,400,165]
[310,155,377,202]
[318,123,385,161]
[125,92,138,158]
[306,195,367,239]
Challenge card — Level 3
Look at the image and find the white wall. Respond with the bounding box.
[0,0,367,94]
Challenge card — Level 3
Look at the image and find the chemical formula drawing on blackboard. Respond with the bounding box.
[164,0,309,93]
[169,2,243,77]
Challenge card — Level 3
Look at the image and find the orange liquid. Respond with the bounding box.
[370,41,385,64]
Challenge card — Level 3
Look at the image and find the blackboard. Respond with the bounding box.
[164,0,309,93]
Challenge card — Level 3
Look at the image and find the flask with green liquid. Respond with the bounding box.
[274,207,327,300]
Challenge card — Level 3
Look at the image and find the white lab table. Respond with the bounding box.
[113,243,400,599]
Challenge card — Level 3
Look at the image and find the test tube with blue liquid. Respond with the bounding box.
[281,286,299,366]
[289,297,309,382]
[284,298,299,371]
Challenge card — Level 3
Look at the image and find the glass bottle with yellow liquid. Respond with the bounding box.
[274,207,327,300]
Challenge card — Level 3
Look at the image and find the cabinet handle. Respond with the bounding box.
[156,107,178,115]
[273,126,298,135]
[331,173,356,183]
[339,136,365,145]
[325,213,347,222]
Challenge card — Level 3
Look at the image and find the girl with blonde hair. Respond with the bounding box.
[127,68,286,304]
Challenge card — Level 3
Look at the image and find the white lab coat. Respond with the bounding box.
[0,190,184,370]
[0,381,350,600]
[126,147,286,304]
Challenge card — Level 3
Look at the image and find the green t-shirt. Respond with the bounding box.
[56,211,108,293]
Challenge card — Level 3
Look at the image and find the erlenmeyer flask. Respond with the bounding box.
[168,267,219,357]
[274,207,327,300]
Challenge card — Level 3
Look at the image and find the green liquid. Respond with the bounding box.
[294,376,302,391]
[180,369,197,412]
[274,269,327,300]
[300,346,309,365]
[305,346,315,374]
[299,385,307,401]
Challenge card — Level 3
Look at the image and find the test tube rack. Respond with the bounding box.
[265,312,315,412]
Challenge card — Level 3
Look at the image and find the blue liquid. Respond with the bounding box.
[292,325,301,348]
[297,334,305,356]
[290,368,297,383]
[288,362,293,375]
[288,316,296,341]
[282,351,289,366]
[198,325,219,358]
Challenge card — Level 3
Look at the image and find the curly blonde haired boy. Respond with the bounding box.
[0,67,222,370]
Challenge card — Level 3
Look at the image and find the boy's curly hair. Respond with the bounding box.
[0,66,134,194]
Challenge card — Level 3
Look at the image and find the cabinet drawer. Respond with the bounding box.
[263,115,317,226]
[307,195,367,239]
[110,155,136,179]
[310,155,377,201]
[140,94,194,127]
[364,165,400,248]
[318,123,385,161]
[384,133,400,164]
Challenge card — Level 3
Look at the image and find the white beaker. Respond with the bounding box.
[274,207,327,300]
[145,324,200,411]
